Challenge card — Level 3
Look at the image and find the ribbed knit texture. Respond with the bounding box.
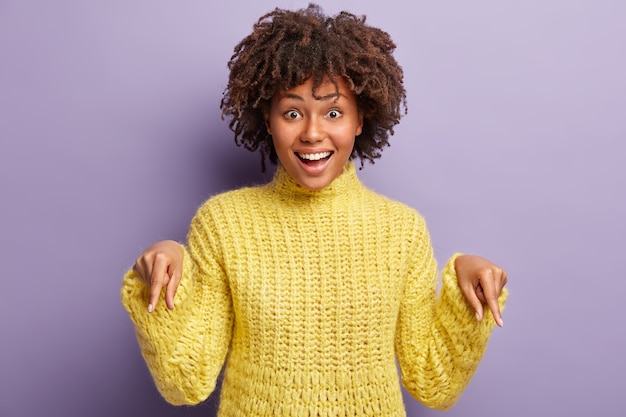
[121,162,507,416]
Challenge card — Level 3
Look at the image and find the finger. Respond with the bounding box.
[164,265,182,310]
[148,257,169,313]
[460,282,485,322]
[480,269,504,327]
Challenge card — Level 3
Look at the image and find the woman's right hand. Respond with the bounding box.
[132,240,184,312]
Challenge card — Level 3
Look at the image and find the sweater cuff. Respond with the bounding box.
[440,252,464,305]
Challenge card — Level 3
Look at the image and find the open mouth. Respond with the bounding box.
[296,152,332,165]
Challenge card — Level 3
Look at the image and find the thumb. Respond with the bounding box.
[164,266,181,310]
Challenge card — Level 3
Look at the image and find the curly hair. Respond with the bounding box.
[220,3,407,170]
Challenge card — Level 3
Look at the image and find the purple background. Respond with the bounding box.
[1,1,624,416]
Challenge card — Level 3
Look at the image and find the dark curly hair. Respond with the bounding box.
[220,3,407,170]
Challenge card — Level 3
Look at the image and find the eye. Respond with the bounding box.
[284,110,301,120]
[327,109,342,119]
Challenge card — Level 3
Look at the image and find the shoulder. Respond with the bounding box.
[358,188,432,259]
[357,187,430,246]
[200,185,267,206]
[362,187,425,225]
[192,184,270,222]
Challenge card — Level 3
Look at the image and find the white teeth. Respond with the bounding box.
[298,152,331,161]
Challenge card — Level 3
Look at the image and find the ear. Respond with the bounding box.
[355,113,364,136]
[264,111,272,135]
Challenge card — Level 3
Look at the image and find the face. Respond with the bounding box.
[265,77,363,190]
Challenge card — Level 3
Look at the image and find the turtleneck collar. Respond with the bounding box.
[268,161,363,201]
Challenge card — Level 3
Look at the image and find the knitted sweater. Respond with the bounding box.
[121,162,507,416]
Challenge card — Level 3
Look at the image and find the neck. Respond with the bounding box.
[269,162,361,200]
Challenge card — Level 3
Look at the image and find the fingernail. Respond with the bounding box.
[475,311,482,322]
[148,303,154,313]
[498,317,504,327]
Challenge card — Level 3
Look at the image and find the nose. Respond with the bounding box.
[300,116,324,143]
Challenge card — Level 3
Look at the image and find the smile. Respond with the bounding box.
[296,152,332,161]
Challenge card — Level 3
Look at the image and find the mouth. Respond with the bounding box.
[296,151,332,164]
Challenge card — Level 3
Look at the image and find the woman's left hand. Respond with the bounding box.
[455,255,508,327]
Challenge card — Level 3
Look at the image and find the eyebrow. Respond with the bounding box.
[282,92,345,102]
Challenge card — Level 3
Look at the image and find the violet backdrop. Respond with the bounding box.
[1,1,624,416]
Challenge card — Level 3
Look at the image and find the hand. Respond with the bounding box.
[132,240,184,312]
[455,254,508,327]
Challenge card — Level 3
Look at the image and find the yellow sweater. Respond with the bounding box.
[121,162,507,416]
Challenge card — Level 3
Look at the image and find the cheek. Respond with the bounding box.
[337,127,357,149]
[271,131,291,155]
[337,138,356,156]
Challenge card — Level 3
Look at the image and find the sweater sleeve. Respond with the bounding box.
[394,216,508,410]
[120,208,234,406]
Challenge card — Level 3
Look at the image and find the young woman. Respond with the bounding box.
[121,4,508,416]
